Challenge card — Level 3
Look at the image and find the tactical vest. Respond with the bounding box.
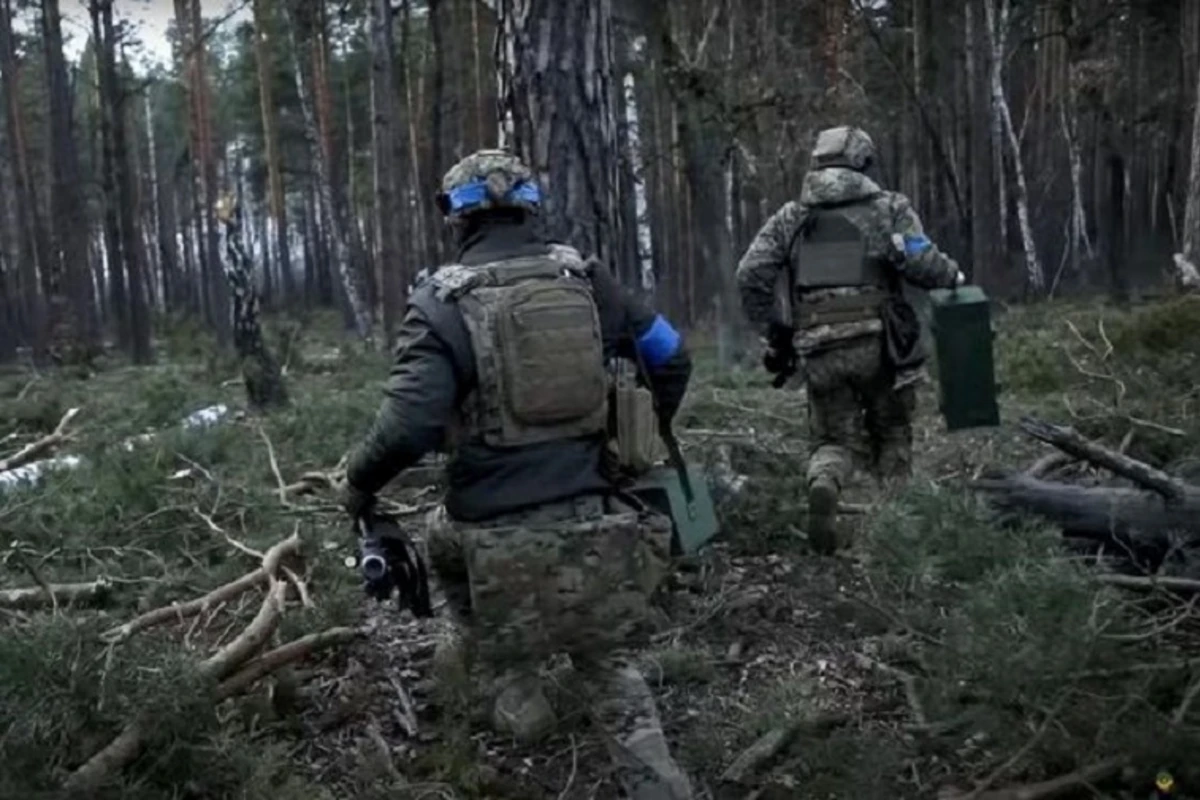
[431,247,608,449]
[789,204,890,328]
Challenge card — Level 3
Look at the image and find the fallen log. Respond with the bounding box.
[971,472,1197,545]
[0,578,111,610]
[1017,417,1188,502]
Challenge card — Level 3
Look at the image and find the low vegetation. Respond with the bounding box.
[2,299,1200,798]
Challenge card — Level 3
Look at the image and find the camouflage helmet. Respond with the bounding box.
[436,149,541,218]
[810,126,876,172]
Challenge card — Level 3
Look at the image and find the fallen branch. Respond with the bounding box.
[720,712,849,784]
[1018,417,1188,502]
[216,626,363,699]
[204,579,288,680]
[258,426,294,508]
[0,578,110,610]
[102,534,301,643]
[949,757,1126,800]
[1096,573,1200,594]
[0,407,81,473]
[1025,452,1074,479]
[68,534,303,793]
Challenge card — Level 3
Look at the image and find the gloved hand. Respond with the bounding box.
[762,322,797,377]
[337,477,375,520]
[954,270,966,287]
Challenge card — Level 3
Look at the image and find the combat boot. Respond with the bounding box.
[807,475,840,555]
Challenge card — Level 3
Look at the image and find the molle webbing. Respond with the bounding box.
[439,253,608,449]
[796,289,886,328]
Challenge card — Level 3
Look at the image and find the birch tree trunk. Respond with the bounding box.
[985,0,1044,293]
[622,34,654,291]
[286,0,373,343]
[496,0,624,264]
[216,196,288,410]
[370,0,404,339]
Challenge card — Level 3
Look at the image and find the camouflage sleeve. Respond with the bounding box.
[886,192,960,290]
[346,303,458,495]
[736,201,806,330]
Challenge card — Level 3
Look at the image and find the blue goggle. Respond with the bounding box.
[446,178,541,212]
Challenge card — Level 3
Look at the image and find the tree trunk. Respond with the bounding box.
[190,0,229,343]
[496,0,624,265]
[966,0,1002,291]
[216,198,288,410]
[41,0,98,352]
[0,0,48,357]
[984,0,1044,295]
[253,0,294,306]
[1176,33,1200,290]
[97,0,152,363]
[370,0,404,341]
[427,0,446,265]
[92,0,128,353]
[623,34,654,291]
[647,2,741,365]
[286,0,372,342]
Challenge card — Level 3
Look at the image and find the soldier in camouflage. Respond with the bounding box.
[342,150,695,799]
[735,126,963,554]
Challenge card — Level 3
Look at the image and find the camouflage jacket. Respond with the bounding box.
[736,167,959,354]
[346,219,692,522]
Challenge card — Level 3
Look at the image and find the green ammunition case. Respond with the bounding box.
[928,285,1000,431]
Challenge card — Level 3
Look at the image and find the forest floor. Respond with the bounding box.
[4,296,1200,800]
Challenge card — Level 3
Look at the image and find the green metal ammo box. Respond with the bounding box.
[928,285,1000,431]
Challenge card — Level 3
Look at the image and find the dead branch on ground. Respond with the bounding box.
[1018,417,1187,501]
[216,626,363,699]
[0,407,81,473]
[102,533,301,643]
[945,758,1127,800]
[66,532,314,794]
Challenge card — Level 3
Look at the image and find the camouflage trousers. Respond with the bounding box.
[804,334,915,490]
[426,495,693,799]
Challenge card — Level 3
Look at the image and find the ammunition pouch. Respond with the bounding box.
[796,289,887,329]
[608,367,666,478]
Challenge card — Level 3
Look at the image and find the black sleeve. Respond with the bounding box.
[346,301,461,495]
[585,258,693,423]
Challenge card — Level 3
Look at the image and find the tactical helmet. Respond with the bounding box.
[811,126,875,172]
[436,149,541,219]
